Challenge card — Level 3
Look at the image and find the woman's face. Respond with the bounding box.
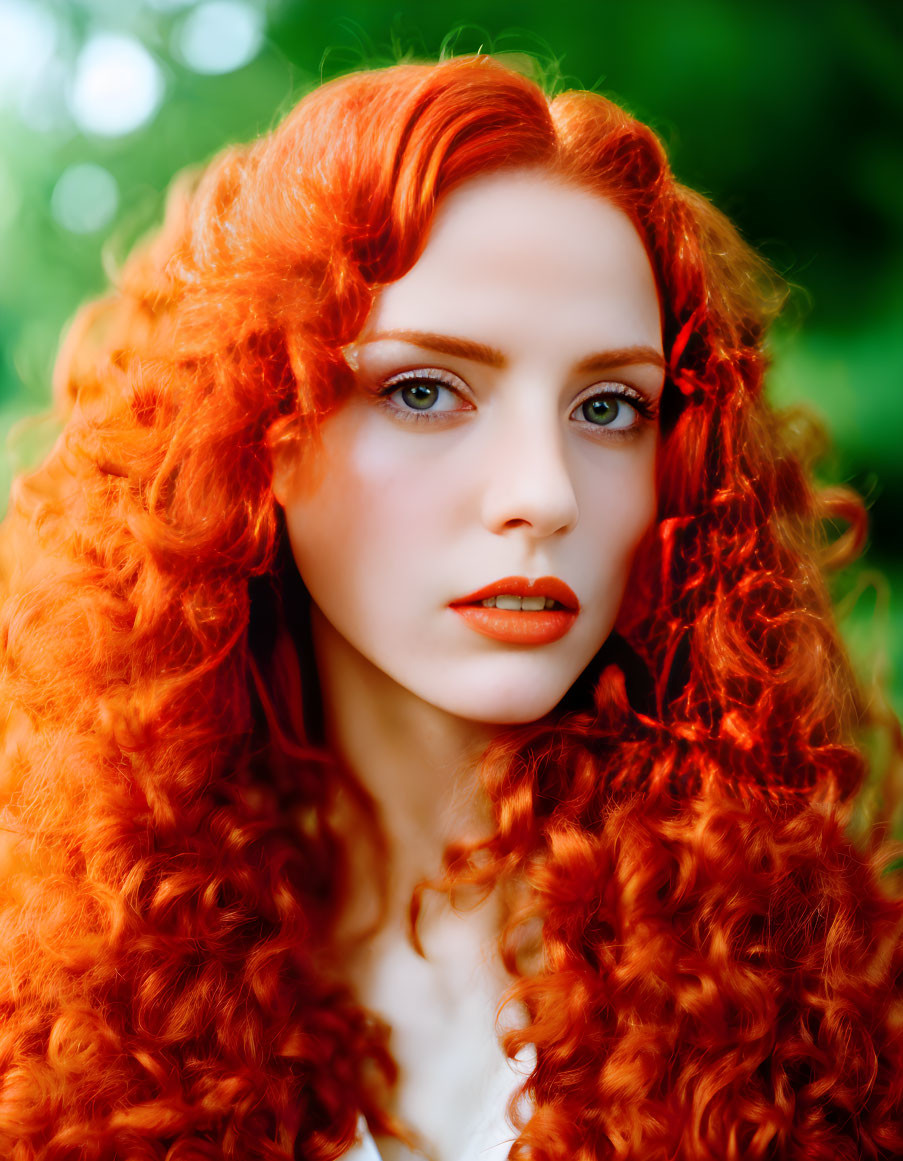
[275,169,664,724]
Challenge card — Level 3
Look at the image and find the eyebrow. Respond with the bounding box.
[357,329,665,375]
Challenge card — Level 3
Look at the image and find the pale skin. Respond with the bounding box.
[273,170,664,1159]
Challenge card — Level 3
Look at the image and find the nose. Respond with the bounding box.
[479,415,579,539]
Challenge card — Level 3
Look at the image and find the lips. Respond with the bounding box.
[449,575,579,645]
[450,575,580,611]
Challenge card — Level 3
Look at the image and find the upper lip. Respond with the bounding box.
[449,575,580,611]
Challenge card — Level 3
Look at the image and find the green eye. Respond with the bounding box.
[581,397,620,425]
[378,369,471,423]
[400,382,439,410]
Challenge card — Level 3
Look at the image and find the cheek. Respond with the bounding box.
[624,454,658,551]
[576,441,658,583]
[588,446,658,635]
[280,414,449,620]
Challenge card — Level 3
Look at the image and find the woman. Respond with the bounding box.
[0,54,900,1161]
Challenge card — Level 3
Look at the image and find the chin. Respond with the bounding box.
[440,686,568,727]
[414,651,602,727]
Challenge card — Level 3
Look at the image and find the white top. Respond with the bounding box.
[343,1111,512,1160]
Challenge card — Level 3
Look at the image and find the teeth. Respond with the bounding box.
[479,595,561,610]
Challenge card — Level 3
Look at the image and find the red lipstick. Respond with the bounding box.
[449,575,579,645]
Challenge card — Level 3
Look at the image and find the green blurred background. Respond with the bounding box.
[0,0,900,721]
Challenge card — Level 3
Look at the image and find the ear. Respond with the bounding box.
[270,435,299,508]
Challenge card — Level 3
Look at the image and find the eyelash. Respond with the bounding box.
[375,368,658,434]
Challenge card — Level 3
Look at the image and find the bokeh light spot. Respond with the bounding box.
[0,0,57,105]
[51,163,119,234]
[68,34,164,137]
[176,1,264,76]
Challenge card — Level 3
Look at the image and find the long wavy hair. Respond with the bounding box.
[0,55,900,1161]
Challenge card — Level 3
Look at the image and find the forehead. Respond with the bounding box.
[366,170,663,354]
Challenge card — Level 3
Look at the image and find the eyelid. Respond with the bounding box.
[572,379,654,406]
[380,366,471,396]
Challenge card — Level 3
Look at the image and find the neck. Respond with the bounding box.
[310,606,502,904]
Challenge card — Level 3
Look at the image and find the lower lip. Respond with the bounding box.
[451,605,577,645]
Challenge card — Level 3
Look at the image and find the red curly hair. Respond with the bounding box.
[0,55,901,1160]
